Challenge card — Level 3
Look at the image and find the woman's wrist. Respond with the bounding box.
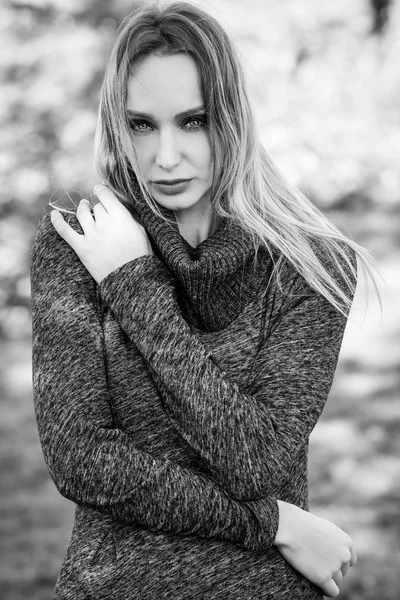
[273,499,303,548]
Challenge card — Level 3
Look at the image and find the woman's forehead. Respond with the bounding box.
[127,54,203,116]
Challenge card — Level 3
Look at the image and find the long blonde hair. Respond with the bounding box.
[94,1,381,317]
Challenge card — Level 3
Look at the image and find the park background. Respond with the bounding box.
[0,0,399,598]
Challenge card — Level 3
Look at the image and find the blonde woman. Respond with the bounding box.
[31,3,377,598]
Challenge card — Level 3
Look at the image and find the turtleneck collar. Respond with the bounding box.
[131,197,273,332]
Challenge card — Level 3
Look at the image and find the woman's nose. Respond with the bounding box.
[155,128,181,171]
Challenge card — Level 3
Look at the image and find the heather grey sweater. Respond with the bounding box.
[30,200,355,600]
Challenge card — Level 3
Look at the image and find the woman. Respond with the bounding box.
[31,2,377,599]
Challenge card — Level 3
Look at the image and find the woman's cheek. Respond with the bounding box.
[191,132,213,170]
[134,139,154,175]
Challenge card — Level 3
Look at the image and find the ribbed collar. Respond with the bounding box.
[131,197,273,332]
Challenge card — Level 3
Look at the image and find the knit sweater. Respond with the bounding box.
[30,200,355,600]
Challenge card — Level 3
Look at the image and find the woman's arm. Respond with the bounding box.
[96,251,357,597]
[46,198,357,596]
[97,249,356,502]
[30,214,279,552]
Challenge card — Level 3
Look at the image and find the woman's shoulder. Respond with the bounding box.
[30,211,92,289]
[266,237,357,314]
[32,211,82,253]
[312,237,357,277]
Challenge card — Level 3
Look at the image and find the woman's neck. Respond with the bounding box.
[174,206,220,248]
[131,195,272,331]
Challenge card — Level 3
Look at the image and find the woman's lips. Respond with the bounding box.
[152,179,193,195]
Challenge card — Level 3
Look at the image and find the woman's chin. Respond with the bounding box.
[152,191,211,215]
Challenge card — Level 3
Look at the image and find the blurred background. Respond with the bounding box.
[0,0,399,598]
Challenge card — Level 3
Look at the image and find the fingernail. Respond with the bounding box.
[94,184,104,194]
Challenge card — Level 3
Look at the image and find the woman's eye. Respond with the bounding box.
[128,116,207,133]
[129,120,152,133]
[183,116,206,130]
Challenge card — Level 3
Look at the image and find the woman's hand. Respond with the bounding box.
[273,500,357,597]
[50,184,153,284]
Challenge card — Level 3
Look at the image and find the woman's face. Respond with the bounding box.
[126,53,214,216]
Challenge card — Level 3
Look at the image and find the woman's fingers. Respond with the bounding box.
[92,199,107,221]
[320,578,340,598]
[341,562,350,576]
[94,184,121,212]
[50,186,152,283]
[321,561,352,597]
[76,199,94,234]
[332,569,343,586]
[350,545,357,566]
[50,210,82,251]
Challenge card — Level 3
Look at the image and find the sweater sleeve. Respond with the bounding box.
[30,214,279,551]
[98,247,357,502]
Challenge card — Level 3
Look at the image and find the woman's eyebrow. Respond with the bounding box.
[126,106,206,121]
